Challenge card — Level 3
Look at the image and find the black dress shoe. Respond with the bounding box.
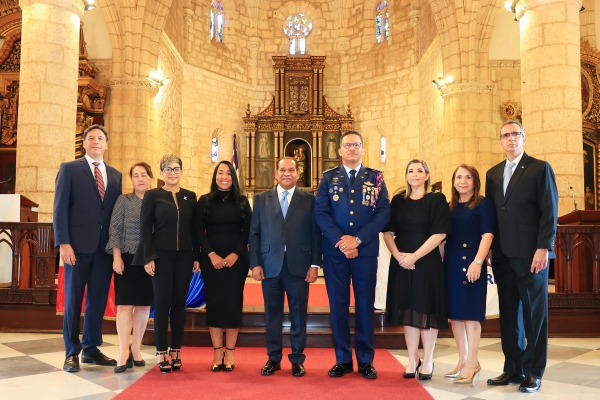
[63,355,80,372]
[358,363,378,379]
[114,365,127,373]
[417,362,434,380]
[519,376,542,393]
[261,360,281,375]
[292,363,306,377]
[487,372,526,385]
[133,359,146,367]
[81,350,117,366]
[403,359,422,379]
[328,362,354,377]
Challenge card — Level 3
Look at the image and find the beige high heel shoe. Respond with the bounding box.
[453,363,481,384]
[444,366,463,379]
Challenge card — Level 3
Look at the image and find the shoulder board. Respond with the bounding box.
[365,167,382,173]
[323,166,339,174]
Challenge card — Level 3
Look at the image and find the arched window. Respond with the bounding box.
[283,14,313,55]
[210,0,224,43]
[375,1,389,43]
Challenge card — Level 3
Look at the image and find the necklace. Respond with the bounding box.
[220,191,231,201]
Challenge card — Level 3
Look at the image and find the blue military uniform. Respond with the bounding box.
[314,164,390,364]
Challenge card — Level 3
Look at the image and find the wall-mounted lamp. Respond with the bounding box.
[432,75,453,91]
[82,0,95,11]
[147,72,170,86]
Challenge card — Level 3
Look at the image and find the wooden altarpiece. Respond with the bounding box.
[243,56,354,198]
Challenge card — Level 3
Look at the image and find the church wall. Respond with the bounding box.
[417,0,438,62]
[418,38,445,192]
[163,0,186,58]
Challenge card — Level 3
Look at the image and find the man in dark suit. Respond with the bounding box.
[485,120,558,393]
[249,157,322,377]
[54,124,122,372]
[314,131,390,379]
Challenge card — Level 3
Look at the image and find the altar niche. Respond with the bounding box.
[243,55,354,197]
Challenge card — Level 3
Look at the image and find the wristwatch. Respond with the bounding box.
[474,259,483,265]
[355,237,362,245]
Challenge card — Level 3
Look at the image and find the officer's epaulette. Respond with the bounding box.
[322,166,339,174]
[364,166,382,173]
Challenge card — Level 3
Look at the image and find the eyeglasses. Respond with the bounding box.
[163,167,182,174]
[342,142,362,149]
[500,131,524,140]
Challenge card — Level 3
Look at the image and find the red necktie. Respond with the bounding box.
[93,162,105,201]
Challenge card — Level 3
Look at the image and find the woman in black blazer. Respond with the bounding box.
[133,154,200,373]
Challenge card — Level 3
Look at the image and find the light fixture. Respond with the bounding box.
[146,72,170,86]
[504,0,516,13]
[82,0,95,11]
[432,76,453,95]
[446,75,454,84]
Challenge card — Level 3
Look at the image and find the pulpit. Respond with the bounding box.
[555,210,600,293]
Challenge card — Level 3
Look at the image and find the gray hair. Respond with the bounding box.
[501,120,525,138]
[160,154,182,170]
[83,124,109,142]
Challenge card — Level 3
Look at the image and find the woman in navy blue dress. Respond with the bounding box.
[442,165,495,384]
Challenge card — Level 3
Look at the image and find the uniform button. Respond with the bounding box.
[462,256,466,260]
[462,243,467,247]
[350,200,354,203]
[349,222,354,226]
[350,211,354,215]
[462,268,466,272]
[462,281,467,285]
[351,189,355,193]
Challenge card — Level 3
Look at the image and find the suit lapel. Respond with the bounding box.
[105,164,119,201]
[78,158,101,197]
[504,153,530,203]
[285,187,302,221]
[355,166,370,189]
[267,187,284,219]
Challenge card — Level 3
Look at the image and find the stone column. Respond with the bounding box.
[517,0,583,216]
[248,37,261,86]
[107,77,159,189]
[16,0,83,221]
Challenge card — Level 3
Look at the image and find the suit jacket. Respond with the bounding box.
[249,186,322,279]
[485,152,558,260]
[53,157,122,254]
[314,165,390,257]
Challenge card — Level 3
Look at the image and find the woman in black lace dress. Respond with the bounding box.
[195,161,251,372]
[383,159,451,380]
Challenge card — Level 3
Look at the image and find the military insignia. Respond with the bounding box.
[365,181,374,187]
[339,188,344,193]
[183,196,187,200]
[333,194,339,201]
[329,189,333,194]
[332,177,340,184]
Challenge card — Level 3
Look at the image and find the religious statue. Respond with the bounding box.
[259,133,269,158]
[294,146,307,184]
[257,163,270,187]
[326,135,337,159]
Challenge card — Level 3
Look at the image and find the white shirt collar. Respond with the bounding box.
[277,184,296,198]
[506,152,524,168]
[84,154,104,166]
[343,164,362,177]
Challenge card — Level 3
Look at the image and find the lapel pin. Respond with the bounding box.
[183,196,187,200]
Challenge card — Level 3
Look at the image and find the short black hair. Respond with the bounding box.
[276,156,298,169]
[83,124,109,142]
[340,130,363,144]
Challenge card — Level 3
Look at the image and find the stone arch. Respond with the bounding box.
[96,0,124,76]
[211,127,232,164]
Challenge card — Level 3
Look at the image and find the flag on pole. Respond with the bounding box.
[232,133,239,175]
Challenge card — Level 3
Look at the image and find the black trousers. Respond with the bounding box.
[493,255,549,378]
[151,249,194,352]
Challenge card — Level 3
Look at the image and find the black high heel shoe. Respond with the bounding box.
[417,362,435,381]
[114,346,133,373]
[403,359,421,378]
[127,345,133,369]
[156,351,172,373]
[170,348,182,371]
[211,347,224,372]
[131,345,146,366]
[224,347,235,372]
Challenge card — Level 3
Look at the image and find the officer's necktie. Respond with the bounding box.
[503,162,516,195]
[350,169,356,185]
[93,162,105,201]
[281,190,289,218]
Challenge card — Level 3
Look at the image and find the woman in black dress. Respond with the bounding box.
[106,162,154,373]
[133,154,200,373]
[383,159,451,380]
[442,165,495,383]
[195,160,251,372]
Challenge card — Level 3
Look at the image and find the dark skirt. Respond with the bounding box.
[114,253,154,306]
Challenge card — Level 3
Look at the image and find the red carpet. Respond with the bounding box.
[243,283,355,307]
[115,347,432,400]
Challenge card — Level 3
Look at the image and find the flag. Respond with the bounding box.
[232,133,239,175]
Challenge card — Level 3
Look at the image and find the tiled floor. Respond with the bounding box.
[1,333,599,399]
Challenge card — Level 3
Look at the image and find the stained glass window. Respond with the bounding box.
[375,1,389,43]
[210,0,224,43]
[283,14,313,55]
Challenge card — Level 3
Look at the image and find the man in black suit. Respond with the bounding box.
[249,157,322,377]
[485,120,558,393]
[54,125,122,372]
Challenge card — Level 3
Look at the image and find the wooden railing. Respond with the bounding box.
[0,222,57,304]
[555,224,600,294]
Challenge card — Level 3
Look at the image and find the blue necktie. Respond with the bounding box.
[350,169,356,185]
[281,190,289,218]
[503,162,516,195]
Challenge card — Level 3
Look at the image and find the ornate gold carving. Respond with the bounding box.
[440,82,495,97]
[581,39,600,65]
[78,77,106,113]
[256,98,275,117]
[0,0,20,17]
[500,100,522,122]
[0,80,18,145]
[324,100,345,118]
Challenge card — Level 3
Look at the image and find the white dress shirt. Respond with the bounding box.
[343,163,362,180]
[84,154,107,189]
[505,151,524,175]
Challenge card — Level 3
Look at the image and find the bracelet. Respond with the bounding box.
[474,259,483,265]
[208,252,215,257]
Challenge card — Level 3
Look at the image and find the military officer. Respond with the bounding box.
[314,130,390,379]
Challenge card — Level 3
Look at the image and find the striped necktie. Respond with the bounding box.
[93,162,105,201]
